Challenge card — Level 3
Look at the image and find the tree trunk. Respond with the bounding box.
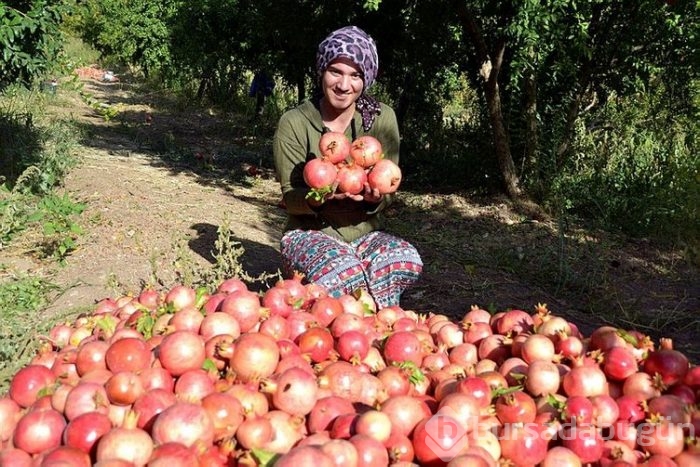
[555,2,604,170]
[483,58,521,198]
[196,75,209,101]
[523,68,540,192]
[454,2,521,198]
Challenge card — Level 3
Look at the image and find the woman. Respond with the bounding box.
[273,25,422,309]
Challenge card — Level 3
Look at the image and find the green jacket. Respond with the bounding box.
[273,98,400,243]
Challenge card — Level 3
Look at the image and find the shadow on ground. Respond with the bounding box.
[188,222,283,291]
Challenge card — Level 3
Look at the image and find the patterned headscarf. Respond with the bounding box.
[316,26,382,131]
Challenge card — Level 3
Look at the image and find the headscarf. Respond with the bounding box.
[316,26,382,131]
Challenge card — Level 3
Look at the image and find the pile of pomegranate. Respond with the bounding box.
[0,274,698,466]
[303,133,402,201]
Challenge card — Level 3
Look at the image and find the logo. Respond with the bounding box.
[422,406,469,462]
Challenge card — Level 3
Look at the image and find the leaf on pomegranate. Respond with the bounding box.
[491,384,523,399]
[194,287,209,310]
[202,358,218,374]
[617,329,639,347]
[395,361,426,385]
[94,315,117,336]
[136,313,155,339]
[546,393,566,411]
[251,448,280,466]
[305,186,333,202]
[510,372,526,382]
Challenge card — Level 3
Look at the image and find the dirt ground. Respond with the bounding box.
[4,71,699,360]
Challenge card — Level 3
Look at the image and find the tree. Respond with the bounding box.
[0,1,67,90]
[449,0,697,200]
[77,0,179,78]
[453,1,521,198]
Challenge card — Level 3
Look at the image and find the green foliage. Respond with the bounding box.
[31,194,85,263]
[0,85,82,250]
[59,35,102,69]
[0,1,68,90]
[1,94,79,195]
[166,0,250,101]
[363,0,381,11]
[0,188,30,247]
[79,90,121,121]
[506,1,698,176]
[0,110,42,188]
[74,0,179,78]
[549,83,699,242]
[0,272,58,392]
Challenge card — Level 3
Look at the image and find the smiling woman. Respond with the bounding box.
[272,26,423,309]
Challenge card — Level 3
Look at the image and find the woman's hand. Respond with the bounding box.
[324,189,364,202]
[308,182,381,205]
[327,183,381,203]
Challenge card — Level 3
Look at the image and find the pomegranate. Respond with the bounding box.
[63,411,113,456]
[9,365,56,408]
[303,158,338,189]
[229,332,280,382]
[336,162,368,195]
[164,284,196,311]
[367,158,402,194]
[157,330,206,376]
[95,410,154,465]
[151,402,215,448]
[319,131,351,164]
[350,135,383,168]
[13,408,67,455]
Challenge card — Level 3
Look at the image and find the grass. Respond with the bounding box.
[0,272,60,393]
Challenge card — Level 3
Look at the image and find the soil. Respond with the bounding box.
[3,70,699,360]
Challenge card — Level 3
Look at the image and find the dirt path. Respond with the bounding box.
[40,76,287,313]
[8,73,699,359]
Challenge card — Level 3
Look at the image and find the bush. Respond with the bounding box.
[0,85,81,252]
[0,2,67,90]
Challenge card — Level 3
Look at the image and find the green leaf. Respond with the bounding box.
[394,360,426,386]
[135,313,155,339]
[546,393,566,411]
[202,358,218,373]
[94,315,117,337]
[616,329,639,347]
[491,385,523,399]
[304,185,333,202]
[250,448,280,466]
[26,211,44,222]
[197,287,213,309]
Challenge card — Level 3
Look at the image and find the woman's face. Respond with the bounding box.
[321,58,364,112]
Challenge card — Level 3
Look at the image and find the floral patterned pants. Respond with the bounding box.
[280,229,423,309]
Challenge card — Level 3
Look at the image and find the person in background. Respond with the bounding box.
[249,71,275,116]
[272,25,423,309]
